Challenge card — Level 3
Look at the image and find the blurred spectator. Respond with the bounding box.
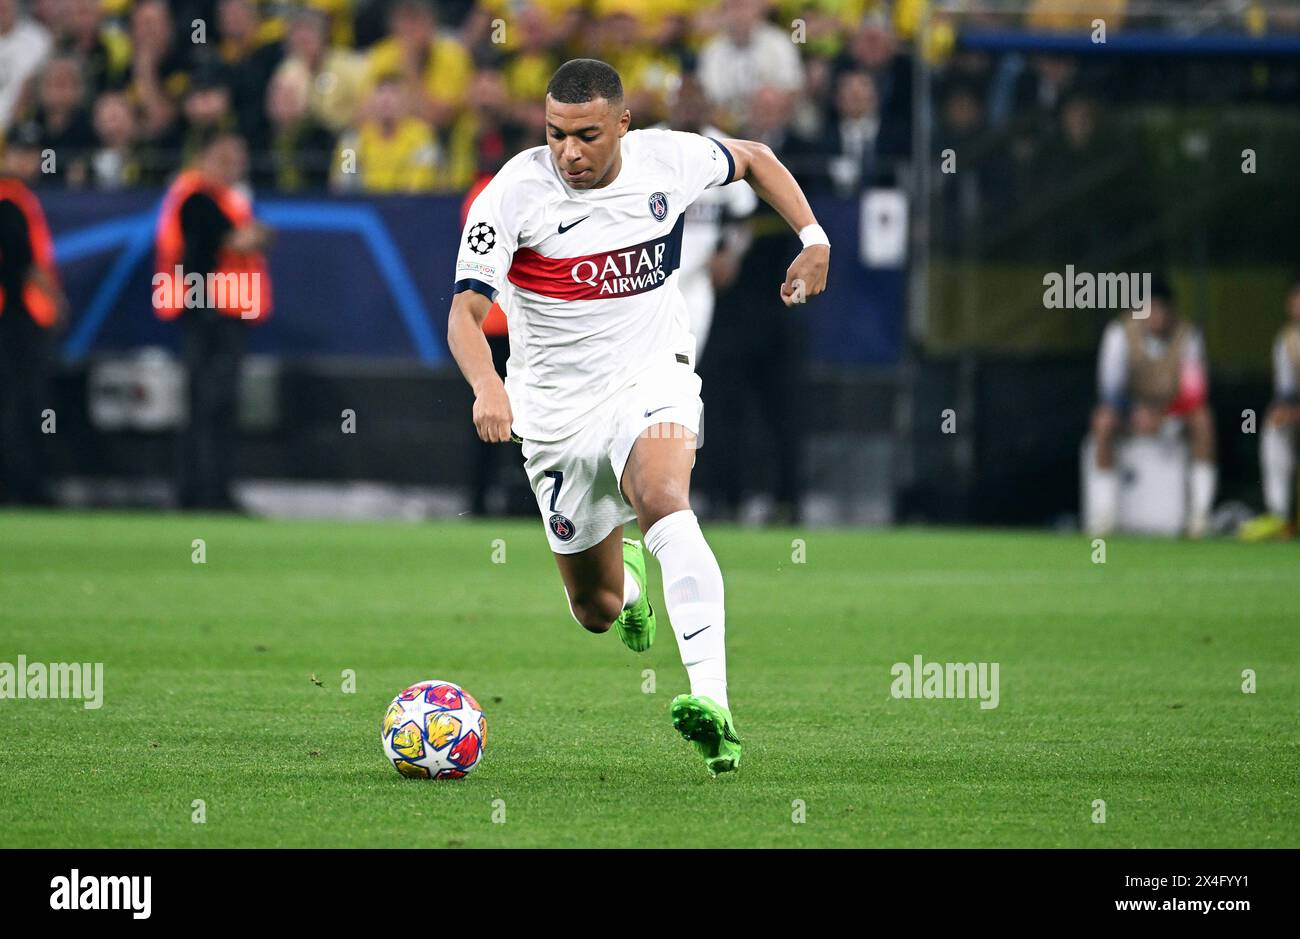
[462,0,580,57]
[277,0,360,49]
[791,54,833,140]
[497,3,562,107]
[596,9,680,126]
[57,0,132,95]
[251,64,336,191]
[698,0,804,130]
[1010,55,1079,117]
[931,80,986,255]
[464,66,530,175]
[741,84,797,153]
[838,15,910,161]
[214,0,286,141]
[798,68,880,195]
[125,0,191,145]
[13,0,1273,204]
[273,8,366,134]
[1036,91,1146,257]
[89,91,143,190]
[364,0,472,131]
[775,0,870,60]
[29,54,95,189]
[638,1,693,57]
[152,66,240,183]
[333,74,438,193]
[0,0,54,133]
[937,80,986,152]
[28,0,60,31]
[0,119,42,181]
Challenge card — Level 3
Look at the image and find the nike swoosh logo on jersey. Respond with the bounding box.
[644,406,673,418]
[682,626,712,640]
[557,215,590,234]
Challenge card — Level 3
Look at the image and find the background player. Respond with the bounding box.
[1089,277,1216,537]
[1243,275,1300,540]
[446,59,829,776]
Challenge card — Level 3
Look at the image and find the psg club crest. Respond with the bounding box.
[648,191,668,221]
[548,513,576,542]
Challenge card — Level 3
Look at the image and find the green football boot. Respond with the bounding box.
[670,693,742,777]
[613,538,655,652]
[1239,513,1293,542]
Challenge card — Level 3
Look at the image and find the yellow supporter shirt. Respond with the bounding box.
[476,0,579,50]
[364,34,473,111]
[342,118,439,193]
[593,0,692,21]
[505,50,558,104]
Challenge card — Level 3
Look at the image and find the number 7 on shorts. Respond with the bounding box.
[543,470,564,511]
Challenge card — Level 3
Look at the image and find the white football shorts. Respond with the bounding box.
[518,359,703,554]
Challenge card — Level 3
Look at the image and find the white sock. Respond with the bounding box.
[1092,468,1119,534]
[1189,460,1217,524]
[643,509,728,710]
[1261,423,1295,518]
[622,566,641,609]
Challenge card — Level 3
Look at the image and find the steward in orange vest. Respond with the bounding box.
[0,123,66,505]
[156,131,273,511]
[0,176,61,327]
[154,145,273,323]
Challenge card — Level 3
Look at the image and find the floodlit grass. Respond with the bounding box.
[1,511,1295,847]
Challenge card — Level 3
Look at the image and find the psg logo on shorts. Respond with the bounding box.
[648,191,668,221]
[548,513,576,542]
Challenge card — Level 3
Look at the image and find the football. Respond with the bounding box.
[380,680,487,780]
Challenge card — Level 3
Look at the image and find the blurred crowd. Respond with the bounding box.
[1,0,1299,197]
[928,13,1300,261]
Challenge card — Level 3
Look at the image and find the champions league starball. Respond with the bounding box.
[380,680,487,779]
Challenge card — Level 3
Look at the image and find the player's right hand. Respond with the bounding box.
[473,381,514,443]
[780,244,829,307]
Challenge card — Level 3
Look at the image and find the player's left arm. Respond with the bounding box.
[718,138,829,308]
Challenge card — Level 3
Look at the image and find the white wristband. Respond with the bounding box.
[798,224,830,248]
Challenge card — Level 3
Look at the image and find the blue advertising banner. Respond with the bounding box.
[40,190,901,367]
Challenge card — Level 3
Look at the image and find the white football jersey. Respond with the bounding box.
[454,128,736,441]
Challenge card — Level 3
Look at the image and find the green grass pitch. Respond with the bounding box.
[0,510,1295,848]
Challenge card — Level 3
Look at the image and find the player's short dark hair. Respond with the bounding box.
[547,59,624,107]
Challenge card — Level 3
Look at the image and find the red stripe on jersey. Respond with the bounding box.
[508,214,684,301]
